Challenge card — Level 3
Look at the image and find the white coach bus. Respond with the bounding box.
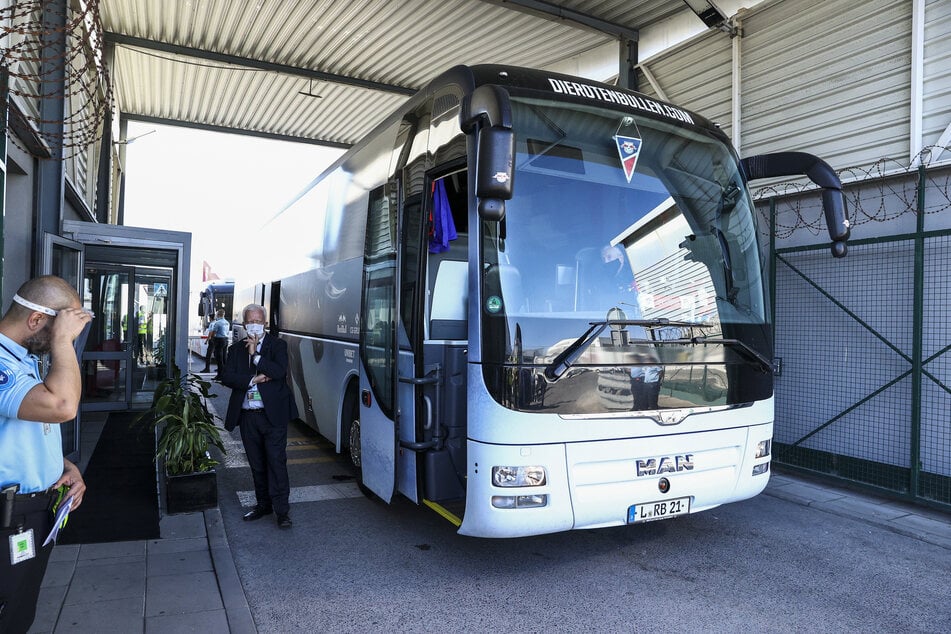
[248,65,849,538]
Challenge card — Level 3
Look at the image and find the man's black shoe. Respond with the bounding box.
[277,514,292,529]
[242,507,273,521]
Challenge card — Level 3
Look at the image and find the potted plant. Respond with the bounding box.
[137,365,225,514]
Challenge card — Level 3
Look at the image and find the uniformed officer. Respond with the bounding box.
[0,275,91,634]
[135,305,149,364]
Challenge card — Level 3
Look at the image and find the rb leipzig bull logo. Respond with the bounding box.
[614,135,642,183]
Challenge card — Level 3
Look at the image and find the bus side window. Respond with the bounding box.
[430,256,468,340]
[427,173,469,340]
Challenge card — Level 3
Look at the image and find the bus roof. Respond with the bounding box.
[271,64,721,221]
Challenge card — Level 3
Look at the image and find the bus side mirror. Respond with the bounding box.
[476,126,514,221]
[741,152,850,258]
[461,84,515,222]
[198,292,210,317]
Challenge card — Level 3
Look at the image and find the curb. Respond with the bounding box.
[204,508,258,633]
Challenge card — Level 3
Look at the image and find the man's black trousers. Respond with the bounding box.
[0,496,55,634]
[239,409,290,515]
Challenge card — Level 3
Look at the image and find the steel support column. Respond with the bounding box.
[116,117,128,226]
[618,39,638,91]
[909,0,925,165]
[1,67,7,296]
[910,165,926,497]
[32,0,67,275]
[95,41,115,223]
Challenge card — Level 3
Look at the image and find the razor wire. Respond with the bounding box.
[752,147,951,239]
[0,0,112,158]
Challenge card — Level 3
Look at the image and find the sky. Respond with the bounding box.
[122,121,344,330]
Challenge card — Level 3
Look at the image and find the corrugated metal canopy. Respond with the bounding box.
[101,0,704,147]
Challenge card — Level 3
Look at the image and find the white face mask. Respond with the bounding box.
[245,323,265,337]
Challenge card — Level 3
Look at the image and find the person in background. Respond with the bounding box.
[631,358,664,410]
[0,275,90,634]
[202,309,230,379]
[220,304,297,529]
[135,305,149,364]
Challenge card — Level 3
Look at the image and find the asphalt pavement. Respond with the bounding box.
[28,372,951,632]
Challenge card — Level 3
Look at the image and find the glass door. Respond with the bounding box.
[81,264,175,409]
[132,268,173,400]
[81,265,133,410]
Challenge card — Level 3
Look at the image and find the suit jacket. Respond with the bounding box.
[221,333,298,431]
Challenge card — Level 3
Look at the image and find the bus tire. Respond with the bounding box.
[349,416,376,500]
[348,417,361,469]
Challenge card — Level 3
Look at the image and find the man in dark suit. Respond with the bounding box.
[221,303,298,529]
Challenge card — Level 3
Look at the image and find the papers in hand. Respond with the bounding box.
[43,496,72,546]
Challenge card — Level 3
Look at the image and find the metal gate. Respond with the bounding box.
[767,163,951,510]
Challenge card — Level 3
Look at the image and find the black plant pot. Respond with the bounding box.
[165,468,218,514]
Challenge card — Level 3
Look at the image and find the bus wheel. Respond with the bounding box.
[348,418,362,469]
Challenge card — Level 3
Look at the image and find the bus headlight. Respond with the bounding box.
[752,463,770,476]
[492,466,547,487]
[491,494,548,509]
[755,439,771,459]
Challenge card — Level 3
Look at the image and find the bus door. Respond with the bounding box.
[420,173,468,502]
[359,185,423,502]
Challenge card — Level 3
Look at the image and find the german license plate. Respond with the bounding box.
[628,497,690,523]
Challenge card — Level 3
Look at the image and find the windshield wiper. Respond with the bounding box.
[543,320,770,380]
[701,337,773,374]
[713,181,742,305]
[543,319,712,381]
[628,318,711,330]
[544,321,609,380]
[714,228,738,304]
[654,336,773,374]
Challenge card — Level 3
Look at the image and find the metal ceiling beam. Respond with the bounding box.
[477,0,638,40]
[104,32,416,96]
[122,114,353,150]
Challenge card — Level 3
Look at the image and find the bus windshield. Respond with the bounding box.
[480,96,771,413]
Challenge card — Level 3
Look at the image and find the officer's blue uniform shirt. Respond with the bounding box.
[0,332,62,493]
[210,318,230,338]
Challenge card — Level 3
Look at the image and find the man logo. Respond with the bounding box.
[636,454,694,477]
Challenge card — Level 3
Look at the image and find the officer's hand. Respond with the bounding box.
[54,459,86,511]
[51,307,93,343]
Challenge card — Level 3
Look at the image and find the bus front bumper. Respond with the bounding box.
[458,424,772,538]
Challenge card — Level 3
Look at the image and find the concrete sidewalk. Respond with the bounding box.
[27,470,950,633]
[29,509,255,634]
[764,471,951,550]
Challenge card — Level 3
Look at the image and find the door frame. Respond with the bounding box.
[80,263,176,412]
[62,221,192,403]
[80,263,134,411]
[42,232,85,462]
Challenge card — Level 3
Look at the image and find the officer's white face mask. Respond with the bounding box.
[245,323,265,337]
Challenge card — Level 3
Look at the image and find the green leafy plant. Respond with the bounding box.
[137,365,225,475]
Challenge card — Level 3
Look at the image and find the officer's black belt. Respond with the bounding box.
[14,490,56,514]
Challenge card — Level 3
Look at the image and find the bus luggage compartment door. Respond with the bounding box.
[357,346,420,503]
[358,366,398,502]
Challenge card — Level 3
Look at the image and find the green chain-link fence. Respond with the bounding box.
[761,157,951,510]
